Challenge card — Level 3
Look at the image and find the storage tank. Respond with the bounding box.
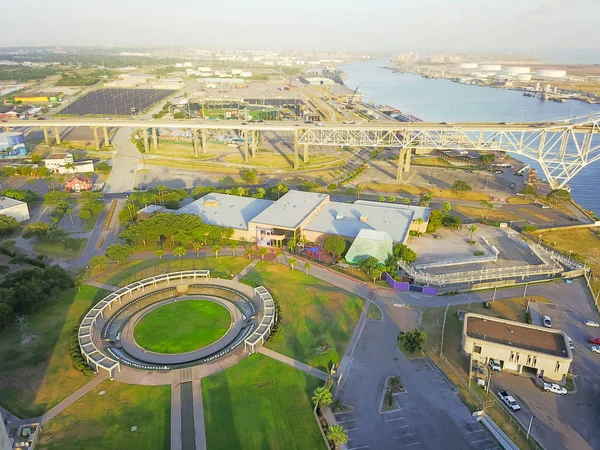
[516,74,532,81]
[535,69,567,78]
[505,66,531,74]
[458,63,478,69]
[480,64,502,71]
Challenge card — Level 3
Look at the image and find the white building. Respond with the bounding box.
[0,196,30,222]
[44,153,94,175]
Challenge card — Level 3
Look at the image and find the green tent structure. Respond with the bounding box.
[345,229,393,264]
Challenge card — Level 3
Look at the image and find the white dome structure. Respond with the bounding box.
[535,69,567,78]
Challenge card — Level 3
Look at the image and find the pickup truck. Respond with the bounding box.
[543,382,567,395]
[497,390,521,411]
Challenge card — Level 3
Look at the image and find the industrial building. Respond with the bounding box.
[462,313,572,382]
[300,77,335,85]
[44,153,94,174]
[0,131,27,158]
[13,92,62,103]
[174,190,429,248]
[0,196,30,222]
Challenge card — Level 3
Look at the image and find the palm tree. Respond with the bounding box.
[312,386,333,411]
[304,262,311,275]
[326,425,348,449]
[276,182,286,199]
[276,249,283,265]
[486,203,494,220]
[480,199,489,220]
[74,276,84,291]
[258,247,268,260]
[230,242,238,257]
[244,246,254,261]
[212,244,222,258]
[443,201,452,214]
[155,249,165,260]
[65,162,75,173]
[192,241,202,257]
[468,224,478,242]
[378,195,385,202]
[388,195,396,203]
[356,185,364,199]
[67,208,73,224]
[416,217,424,231]
[173,246,186,259]
[288,257,297,271]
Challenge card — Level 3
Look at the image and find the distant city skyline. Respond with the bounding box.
[2,0,600,63]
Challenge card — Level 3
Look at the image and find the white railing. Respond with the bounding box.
[245,286,276,353]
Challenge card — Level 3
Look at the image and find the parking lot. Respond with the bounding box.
[60,88,172,116]
[491,280,600,450]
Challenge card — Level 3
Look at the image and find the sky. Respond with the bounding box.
[2,0,600,63]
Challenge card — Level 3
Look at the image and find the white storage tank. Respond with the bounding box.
[516,74,532,81]
[505,66,531,74]
[535,69,567,78]
[458,63,478,69]
[480,64,502,71]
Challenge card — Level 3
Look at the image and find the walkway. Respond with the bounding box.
[86,280,119,292]
[170,379,207,450]
[42,373,108,424]
[257,347,329,381]
[233,259,259,281]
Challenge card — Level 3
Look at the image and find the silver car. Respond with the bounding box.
[585,320,600,328]
[543,316,552,328]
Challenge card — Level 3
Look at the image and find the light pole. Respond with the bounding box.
[569,250,573,264]
[526,415,534,440]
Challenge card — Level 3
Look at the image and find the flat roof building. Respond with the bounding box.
[463,313,572,381]
[0,196,30,222]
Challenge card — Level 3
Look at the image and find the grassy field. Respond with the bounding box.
[134,300,231,353]
[367,302,382,321]
[0,285,108,417]
[453,205,520,222]
[95,257,249,287]
[33,238,87,261]
[36,380,170,450]
[358,182,492,202]
[242,262,364,371]
[143,159,239,173]
[202,353,324,450]
[226,153,343,170]
[410,157,453,167]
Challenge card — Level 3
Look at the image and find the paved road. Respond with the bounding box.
[105,127,139,193]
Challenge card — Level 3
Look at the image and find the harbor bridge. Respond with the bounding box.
[3,114,600,189]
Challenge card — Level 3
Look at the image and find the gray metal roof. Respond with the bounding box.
[304,201,413,242]
[250,190,328,229]
[353,200,430,221]
[177,193,273,230]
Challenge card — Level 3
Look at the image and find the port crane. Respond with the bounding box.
[347,82,362,108]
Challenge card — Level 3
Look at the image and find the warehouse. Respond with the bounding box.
[0,196,30,222]
[462,313,572,382]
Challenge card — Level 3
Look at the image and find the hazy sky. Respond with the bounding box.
[2,0,599,62]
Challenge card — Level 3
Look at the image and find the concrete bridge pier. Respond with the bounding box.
[143,128,149,153]
[152,127,158,150]
[396,147,408,181]
[201,129,207,154]
[243,130,249,162]
[92,127,100,150]
[404,147,411,172]
[252,130,258,157]
[191,129,199,157]
[293,128,299,170]
[103,126,110,148]
[303,143,309,163]
[53,126,61,145]
[42,127,51,146]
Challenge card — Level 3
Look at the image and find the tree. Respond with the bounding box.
[105,244,132,264]
[323,235,346,258]
[304,262,311,275]
[451,180,472,192]
[173,246,187,259]
[95,161,111,173]
[90,255,109,270]
[241,169,258,185]
[154,249,165,260]
[327,183,338,193]
[230,241,238,257]
[479,153,495,165]
[312,386,332,410]
[0,215,19,237]
[0,302,13,327]
[520,185,537,196]
[468,224,478,242]
[244,246,254,260]
[173,111,184,119]
[485,203,494,220]
[443,201,452,214]
[327,425,348,449]
[388,376,403,392]
[442,215,462,228]
[288,257,297,271]
[426,210,444,233]
[192,241,202,257]
[257,247,268,260]
[359,257,385,283]
[547,189,570,205]
[402,197,411,205]
[398,328,426,353]
[74,276,84,291]
[379,195,385,202]
[416,217,424,231]
[212,244,222,258]
[356,185,364,199]
[276,249,283,265]
[66,208,74,224]
[393,244,417,263]
[479,199,489,220]
[253,187,266,199]
[388,195,396,203]
[276,182,288,199]
[420,193,433,206]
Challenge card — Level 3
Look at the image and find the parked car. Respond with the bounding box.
[441,121,455,125]
[567,336,574,350]
[510,183,516,189]
[495,169,504,174]
[315,123,325,127]
[497,391,521,411]
[591,346,600,354]
[565,279,574,284]
[588,337,600,345]
[543,316,552,328]
[432,234,441,240]
[543,383,567,395]
[585,320,600,327]
[488,359,502,372]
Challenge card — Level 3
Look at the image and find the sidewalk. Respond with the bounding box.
[86,280,119,292]
[257,347,329,381]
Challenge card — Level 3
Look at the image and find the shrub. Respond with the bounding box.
[474,251,485,256]
[442,215,462,228]
[426,210,444,233]
[451,180,472,192]
[520,185,537,196]
[522,225,538,233]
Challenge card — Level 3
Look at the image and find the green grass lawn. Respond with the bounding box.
[202,354,325,450]
[36,380,170,450]
[95,256,249,287]
[242,262,364,372]
[367,302,382,321]
[134,300,231,353]
[33,238,87,261]
[0,285,108,417]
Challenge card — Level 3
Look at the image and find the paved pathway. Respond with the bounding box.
[192,379,207,450]
[171,383,182,450]
[42,373,108,424]
[86,280,119,292]
[233,259,259,281]
[257,347,329,381]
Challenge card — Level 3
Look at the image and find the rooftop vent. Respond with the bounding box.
[336,214,344,220]
[204,200,219,207]
[359,215,368,222]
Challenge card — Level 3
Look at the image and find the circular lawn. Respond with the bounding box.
[133,300,231,354]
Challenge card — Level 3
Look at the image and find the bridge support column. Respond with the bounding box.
[404,147,411,172]
[152,127,158,150]
[396,147,407,181]
[201,129,207,154]
[192,129,199,157]
[294,128,299,170]
[243,130,249,162]
[252,130,258,157]
[143,128,149,153]
[43,127,50,146]
[53,126,61,145]
[103,126,110,147]
[92,127,100,150]
[304,143,309,163]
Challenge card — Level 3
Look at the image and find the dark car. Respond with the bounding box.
[241,122,247,125]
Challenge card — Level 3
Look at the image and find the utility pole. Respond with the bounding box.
[526,415,534,440]
[492,286,497,303]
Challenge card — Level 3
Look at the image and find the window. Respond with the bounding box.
[474,345,482,354]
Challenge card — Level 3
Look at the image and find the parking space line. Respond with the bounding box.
[391,424,411,430]
[471,438,493,444]
[464,429,485,435]
[346,427,361,432]
[397,442,421,448]
[347,446,370,450]
[337,419,357,424]
[385,416,405,422]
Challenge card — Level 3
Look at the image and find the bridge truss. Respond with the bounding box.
[299,118,600,189]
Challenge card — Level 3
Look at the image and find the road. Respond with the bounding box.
[104,127,140,193]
